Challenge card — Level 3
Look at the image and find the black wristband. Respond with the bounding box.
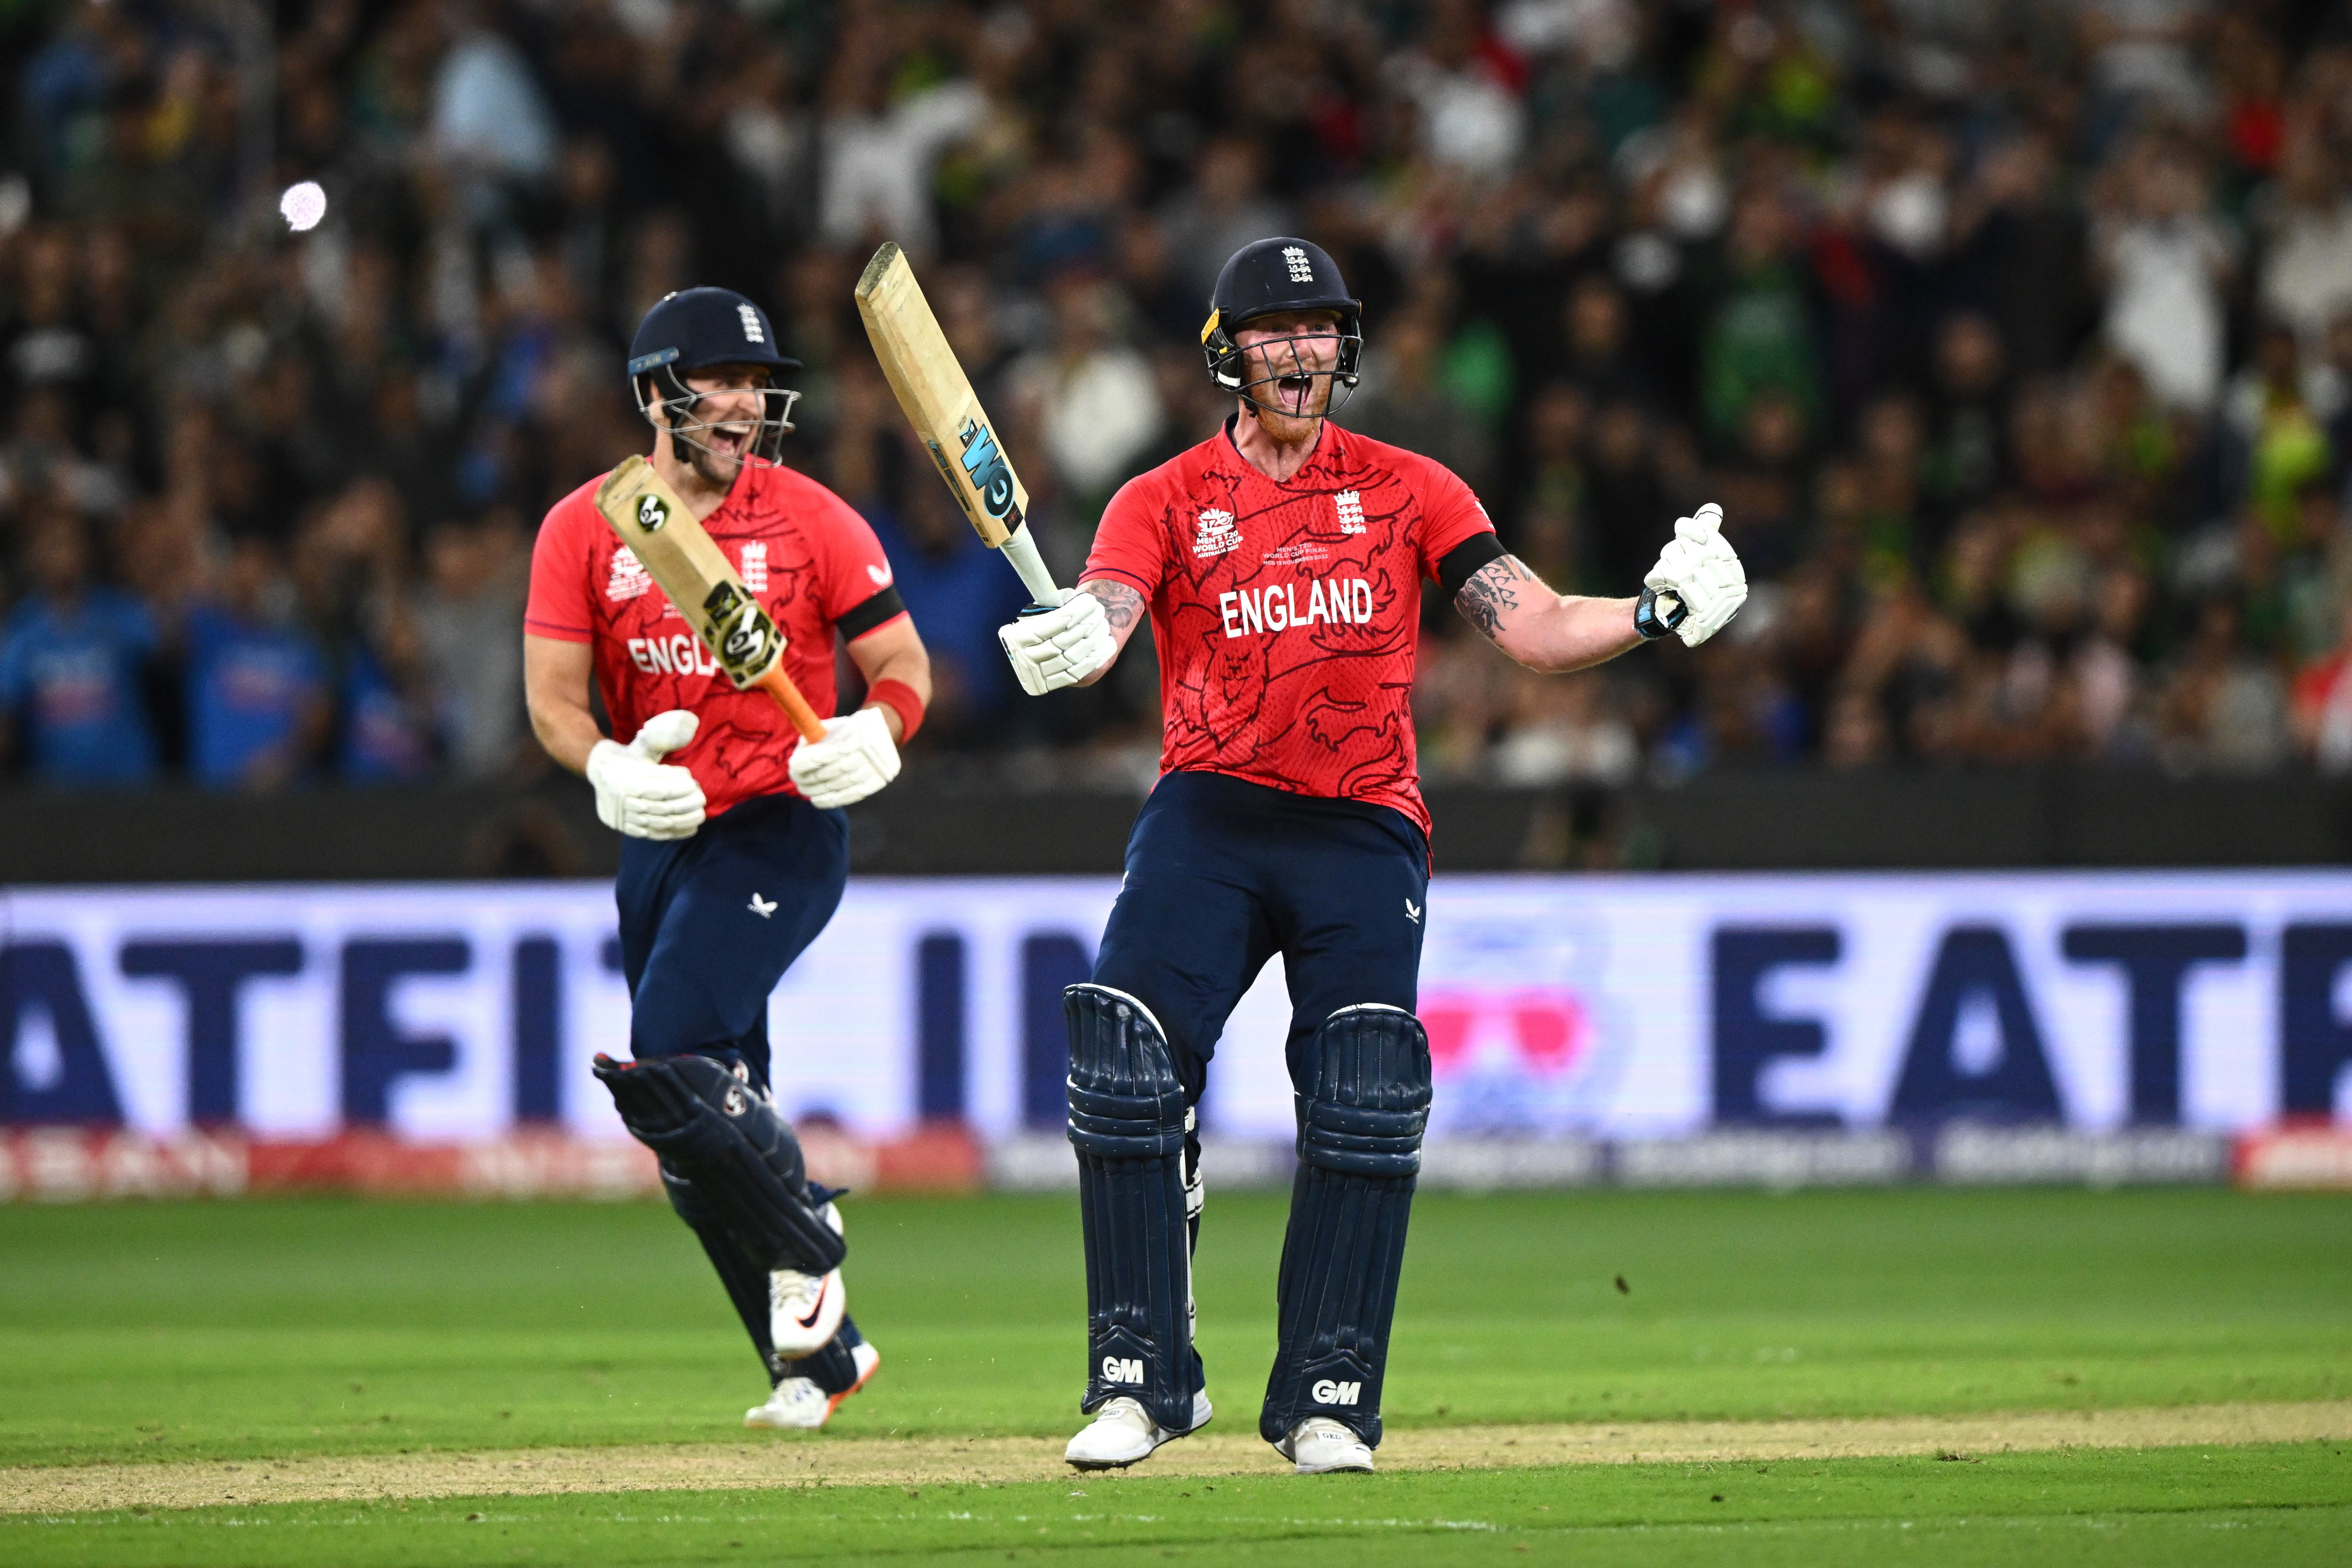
[1634,584,1687,641]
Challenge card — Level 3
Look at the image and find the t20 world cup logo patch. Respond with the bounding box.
[606,547,653,601]
[1194,508,1242,557]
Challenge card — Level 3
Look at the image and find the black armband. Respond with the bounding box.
[837,584,907,642]
[1436,532,1509,598]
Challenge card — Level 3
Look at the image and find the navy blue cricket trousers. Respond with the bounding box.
[1091,770,1430,1108]
[1088,771,1430,1446]
[615,789,864,1390]
[615,790,849,1090]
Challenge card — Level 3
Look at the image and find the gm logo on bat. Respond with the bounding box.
[719,601,767,664]
[638,494,669,532]
[700,580,778,681]
[956,415,1019,524]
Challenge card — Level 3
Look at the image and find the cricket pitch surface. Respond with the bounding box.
[8,1400,2351,1512]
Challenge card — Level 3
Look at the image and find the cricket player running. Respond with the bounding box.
[999,239,1747,1474]
[523,287,931,1429]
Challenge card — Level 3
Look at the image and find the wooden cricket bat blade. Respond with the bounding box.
[855,242,1061,607]
[590,456,825,741]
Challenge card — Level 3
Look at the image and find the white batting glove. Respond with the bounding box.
[1643,503,1749,647]
[787,706,901,808]
[999,589,1115,696]
[586,710,706,840]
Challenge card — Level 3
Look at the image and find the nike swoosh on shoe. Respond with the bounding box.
[794,1280,830,1331]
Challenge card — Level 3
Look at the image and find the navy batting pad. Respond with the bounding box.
[1260,1004,1430,1447]
[594,1052,846,1274]
[1065,984,1200,1433]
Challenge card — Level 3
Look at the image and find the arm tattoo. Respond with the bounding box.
[1080,579,1145,632]
[1453,555,1536,642]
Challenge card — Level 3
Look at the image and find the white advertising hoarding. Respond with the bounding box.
[3,873,2348,1140]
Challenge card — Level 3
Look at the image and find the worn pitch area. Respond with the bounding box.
[9,1401,2349,1513]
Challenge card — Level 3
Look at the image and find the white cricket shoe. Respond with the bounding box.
[1276,1416,1374,1474]
[1064,1390,1213,1470]
[769,1201,846,1357]
[744,1340,880,1430]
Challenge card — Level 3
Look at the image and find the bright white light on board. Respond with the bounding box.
[279,181,327,232]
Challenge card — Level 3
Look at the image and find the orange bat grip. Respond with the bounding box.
[757,663,828,742]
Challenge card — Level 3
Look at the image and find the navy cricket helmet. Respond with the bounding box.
[627,287,802,467]
[1200,237,1364,415]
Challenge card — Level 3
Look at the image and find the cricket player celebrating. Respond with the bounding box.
[523,287,931,1430]
[999,239,1746,1474]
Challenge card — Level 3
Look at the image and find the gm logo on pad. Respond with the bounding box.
[1101,1355,1144,1384]
[638,494,669,532]
[1310,1378,1361,1406]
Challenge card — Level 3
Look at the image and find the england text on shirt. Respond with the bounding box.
[1082,419,1495,837]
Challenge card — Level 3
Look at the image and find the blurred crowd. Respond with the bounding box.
[5,0,2352,797]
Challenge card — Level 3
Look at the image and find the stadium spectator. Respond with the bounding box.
[1012,272,1165,508]
[1490,669,1639,788]
[2158,596,2292,772]
[836,361,1030,743]
[2095,135,2234,416]
[2292,621,2352,772]
[291,480,435,783]
[412,513,529,780]
[817,16,988,260]
[2257,129,2352,360]
[183,539,329,791]
[0,508,158,785]
[1342,301,1496,504]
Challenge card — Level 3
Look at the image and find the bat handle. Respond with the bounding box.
[756,663,829,742]
[998,525,1062,608]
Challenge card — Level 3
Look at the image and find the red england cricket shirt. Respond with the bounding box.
[1083,418,1496,836]
[525,461,906,818]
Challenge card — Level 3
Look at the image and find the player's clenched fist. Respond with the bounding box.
[787,707,901,808]
[587,710,707,840]
[1643,503,1749,647]
[999,591,1115,696]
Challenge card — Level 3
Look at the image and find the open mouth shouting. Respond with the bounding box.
[693,419,755,472]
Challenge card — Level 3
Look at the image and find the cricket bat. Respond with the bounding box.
[854,241,1062,607]
[591,455,826,742]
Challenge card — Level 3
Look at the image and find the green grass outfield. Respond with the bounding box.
[3,1187,2348,1564]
